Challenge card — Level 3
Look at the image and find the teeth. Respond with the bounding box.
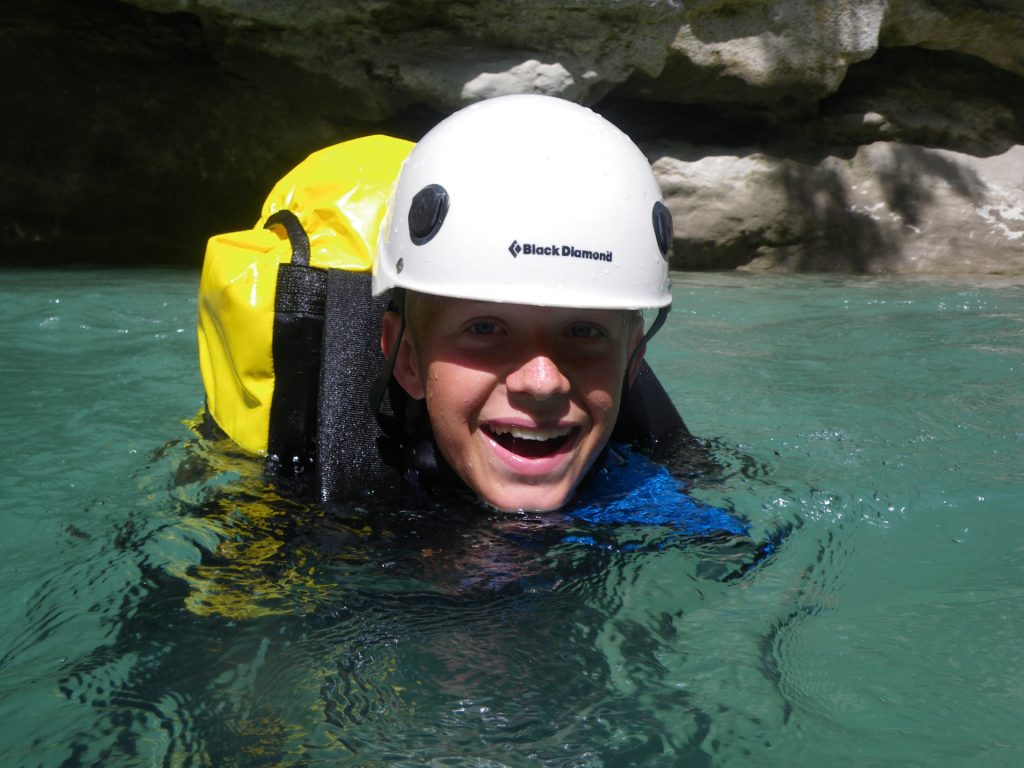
[489,425,571,441]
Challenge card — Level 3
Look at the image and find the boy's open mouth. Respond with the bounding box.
[485,424,578,459]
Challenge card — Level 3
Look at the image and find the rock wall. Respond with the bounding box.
[4,0,1023,272]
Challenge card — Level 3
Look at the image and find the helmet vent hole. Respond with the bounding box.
[409,184,450,245]
[652,202,673,259]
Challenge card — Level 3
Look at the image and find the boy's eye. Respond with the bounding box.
[466,320,503,335]
[567,323,605,339]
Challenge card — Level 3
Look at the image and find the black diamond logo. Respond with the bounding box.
[508,240,521,258]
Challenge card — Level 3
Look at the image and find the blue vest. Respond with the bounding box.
[565,444,747,545]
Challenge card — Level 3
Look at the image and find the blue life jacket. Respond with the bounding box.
[566,443,747,540]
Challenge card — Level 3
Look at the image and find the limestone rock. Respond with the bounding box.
[655,143,1024,273]
[128,0,684,117]
[625,0,888,110]
[882,0,1024,77]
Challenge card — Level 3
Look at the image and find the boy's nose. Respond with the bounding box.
[506,354,571,400]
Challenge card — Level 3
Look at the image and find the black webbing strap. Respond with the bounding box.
[265,212,327,488]
[316,268,401,501]
[265,210,311,266]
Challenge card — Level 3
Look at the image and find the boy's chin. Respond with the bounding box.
[474,481,576,514]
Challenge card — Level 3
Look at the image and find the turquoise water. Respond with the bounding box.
[1,269,1022,766]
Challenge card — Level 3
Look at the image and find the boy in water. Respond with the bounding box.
[372,95,676,513]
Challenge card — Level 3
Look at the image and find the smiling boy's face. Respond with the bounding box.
[382,294,643,512]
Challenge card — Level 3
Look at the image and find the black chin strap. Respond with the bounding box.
[621,303,671,410]
[629,304,670,374]
[368,289,407,437]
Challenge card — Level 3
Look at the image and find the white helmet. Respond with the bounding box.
[373,94,672,310]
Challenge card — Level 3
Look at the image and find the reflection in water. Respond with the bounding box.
[53,433,782,766]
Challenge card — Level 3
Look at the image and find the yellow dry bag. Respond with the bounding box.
[197,135,414,499]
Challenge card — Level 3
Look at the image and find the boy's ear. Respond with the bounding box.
[381,310,426,400]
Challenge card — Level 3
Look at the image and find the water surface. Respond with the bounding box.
[1,269,1021,766]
